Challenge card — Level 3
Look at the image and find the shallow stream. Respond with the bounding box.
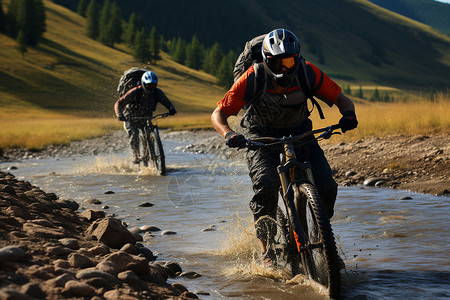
[1,132,449,299]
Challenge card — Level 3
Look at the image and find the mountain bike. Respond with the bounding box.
[132,113,168,175]
[246,124,342,298]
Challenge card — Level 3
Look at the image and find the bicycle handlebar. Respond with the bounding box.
[126,112,170,121]
[246,124,341,149]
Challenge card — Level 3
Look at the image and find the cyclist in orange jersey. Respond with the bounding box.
[211,29,358,267]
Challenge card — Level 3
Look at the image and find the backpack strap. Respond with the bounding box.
[297,57,325,119]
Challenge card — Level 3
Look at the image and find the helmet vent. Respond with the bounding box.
[269,37,275,45]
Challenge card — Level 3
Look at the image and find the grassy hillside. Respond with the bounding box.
[0,1,225,118]
[71,0,450,91]
[368,0,450,35]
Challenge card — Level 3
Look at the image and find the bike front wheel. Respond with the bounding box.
[149,129,166,175]
[294,183,341,298]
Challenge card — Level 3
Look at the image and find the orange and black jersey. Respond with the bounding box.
[218,61,342,117]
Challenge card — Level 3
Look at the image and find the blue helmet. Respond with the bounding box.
[141,71,158,91]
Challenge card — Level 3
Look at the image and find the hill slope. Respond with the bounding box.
[63,0,450,91]
[368,0,450,35]
[0,1,225,117]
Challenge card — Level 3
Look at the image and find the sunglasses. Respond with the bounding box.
[267,55,298,74]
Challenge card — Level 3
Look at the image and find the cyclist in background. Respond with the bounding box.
[114,71,177,164]
[211,29,358,267]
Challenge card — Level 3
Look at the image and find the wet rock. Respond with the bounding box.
[79,209,105,221]
[161,230,177,235]
[120,243,138,255]
[180,271,202,279]
[136,245,156,261]
[201,226,216,232]
[104,191,115,194]
[64,280,96,298]
[363,177,386,186]
[375,180,386,187]
[85,217,136,249]
[55,199,79,211]
[171,283,188,293]
[140,225,161,232]
[84,198,102,205]
[399,196,413,200]
[147,263,169,283]
[164,262,183,276]
[0,245,28,262]
[181,291,199,299]
[138,202,154,207]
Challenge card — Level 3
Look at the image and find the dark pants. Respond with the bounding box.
[125,120,146,156]
[245,122,338,240]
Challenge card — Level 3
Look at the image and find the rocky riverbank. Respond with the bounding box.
[0,170,200,299]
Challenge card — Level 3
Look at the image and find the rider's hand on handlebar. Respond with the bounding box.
[339,110,358,133]
[169,108,177,116]
[225,131,247,149]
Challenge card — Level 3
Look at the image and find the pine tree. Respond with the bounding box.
[16,29,27,59]
[99,0,112,45]
[149,26,161,64]
[77,0,88,17]
[185,35,203,70]
[109,2,122,47]
[126,13,137,48]
[133,29,150,63]
[216,50,235,88]
[85,0,100,40]
[357,86,364,99]
[0,0,5,33]
[35,0,46,41]
[17,0,40,46]
[370,87,380,102]
[204,43,224,75]
[173,37,186,64]
[5,0,19,37]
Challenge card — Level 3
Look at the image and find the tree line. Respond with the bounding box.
[77,0,236,88]
[0,0,46,58]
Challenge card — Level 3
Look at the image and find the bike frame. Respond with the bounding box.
[249,125,340,254]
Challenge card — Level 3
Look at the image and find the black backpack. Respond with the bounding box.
[117,67,148,97]
[233,35,325,119]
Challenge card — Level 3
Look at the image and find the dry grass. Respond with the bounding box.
[313,91,449,141]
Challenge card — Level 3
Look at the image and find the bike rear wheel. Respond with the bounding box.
[149,128,166,175]
[293,183,341,298]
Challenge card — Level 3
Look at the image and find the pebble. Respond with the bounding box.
[140,225,161,232]
[139,202,154,207]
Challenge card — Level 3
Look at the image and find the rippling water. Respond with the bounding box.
[2,133,449,299]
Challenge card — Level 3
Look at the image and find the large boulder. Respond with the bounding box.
[85,218,136,249]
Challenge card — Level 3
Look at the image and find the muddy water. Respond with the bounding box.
[2,133,449,299]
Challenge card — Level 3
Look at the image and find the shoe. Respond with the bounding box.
[132,156,141,164]
[262,249,277,269]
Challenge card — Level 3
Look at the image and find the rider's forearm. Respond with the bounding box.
[335,92,355,115]
[211,107,233,138]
